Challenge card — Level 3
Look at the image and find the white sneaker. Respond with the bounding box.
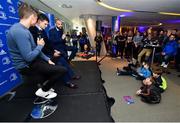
[161,62,165,67]
[163,64,168,68]
[117,72,120,76]
[50,88,55,92]
[35,88,57,99]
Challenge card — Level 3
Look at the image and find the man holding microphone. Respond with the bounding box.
[6,4,67,99]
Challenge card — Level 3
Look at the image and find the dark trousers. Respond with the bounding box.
[155,53,174,64]
[118,70,145,80]
[72,40,78,49]
[56,57,75,83]
[19,59,67,91]
[57,46,78,62]
[117,42,125,58]
[140,93,161,104]
[163,55,173,64]
[133,45,140,59]
[125,42,133,58]
[175,48,180,70]
[51,56,75,84]
[66,46,78,61]
[80,43,85,52]
[96,43,101,56]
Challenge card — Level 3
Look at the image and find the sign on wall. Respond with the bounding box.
[0,0,21,97]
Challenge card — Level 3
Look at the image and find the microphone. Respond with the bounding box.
[38,31,42,39]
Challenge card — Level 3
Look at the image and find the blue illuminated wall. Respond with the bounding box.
[45,13,55,35]
[0,0,21,97]
[46,13,55,29]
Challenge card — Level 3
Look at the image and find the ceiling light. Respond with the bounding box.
[96,1,132,12]
[96,0,180,16]
[159,12,180,16]
[120,15,125,17]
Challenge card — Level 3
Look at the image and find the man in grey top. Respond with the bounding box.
[6,4,67,99]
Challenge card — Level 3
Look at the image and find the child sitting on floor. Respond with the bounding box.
[153,69,167,93]
[78,44,94,59]
[136,62,152,80]
[117,61,152,80]
[136,77,161,104]
[123,58,138,72]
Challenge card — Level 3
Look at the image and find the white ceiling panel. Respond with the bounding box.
[39,0,180,27]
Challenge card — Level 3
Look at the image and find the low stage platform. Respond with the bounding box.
[0,61,114,122]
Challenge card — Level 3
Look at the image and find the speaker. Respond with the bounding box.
[96,20,102,31]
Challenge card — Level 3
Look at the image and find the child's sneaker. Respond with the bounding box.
[132,73,138,77]
[163,64,168,68]
[117,72,120,76]
[161,62,165,67]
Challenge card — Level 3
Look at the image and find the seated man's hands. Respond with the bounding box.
[48,59,55,65]
[37,38,45,46]
[54,50,61,57]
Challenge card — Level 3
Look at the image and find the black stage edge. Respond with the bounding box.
[0,61,115,122]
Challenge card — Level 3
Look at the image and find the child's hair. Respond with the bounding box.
[142,61,150,68]
[153,69,163,75]
[150,76,155,83]
[144,61,150,66]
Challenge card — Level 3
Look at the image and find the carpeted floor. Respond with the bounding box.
[0,61,114,122]
[99,57,180,122]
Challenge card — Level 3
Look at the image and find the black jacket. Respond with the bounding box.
[29,26,54,56]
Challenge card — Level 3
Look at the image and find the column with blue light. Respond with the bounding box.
[111,16,121,55]
[112,16,121,32]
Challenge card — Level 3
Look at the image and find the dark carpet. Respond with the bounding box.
[0,61,114,122]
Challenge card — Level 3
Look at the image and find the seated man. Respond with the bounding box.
[29,13,79,88]
[160,34,178,68]
[49,18,78,62]
[138,34,153,64]
[6,4,67,99]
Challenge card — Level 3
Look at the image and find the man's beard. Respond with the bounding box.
[57,26,63,30]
